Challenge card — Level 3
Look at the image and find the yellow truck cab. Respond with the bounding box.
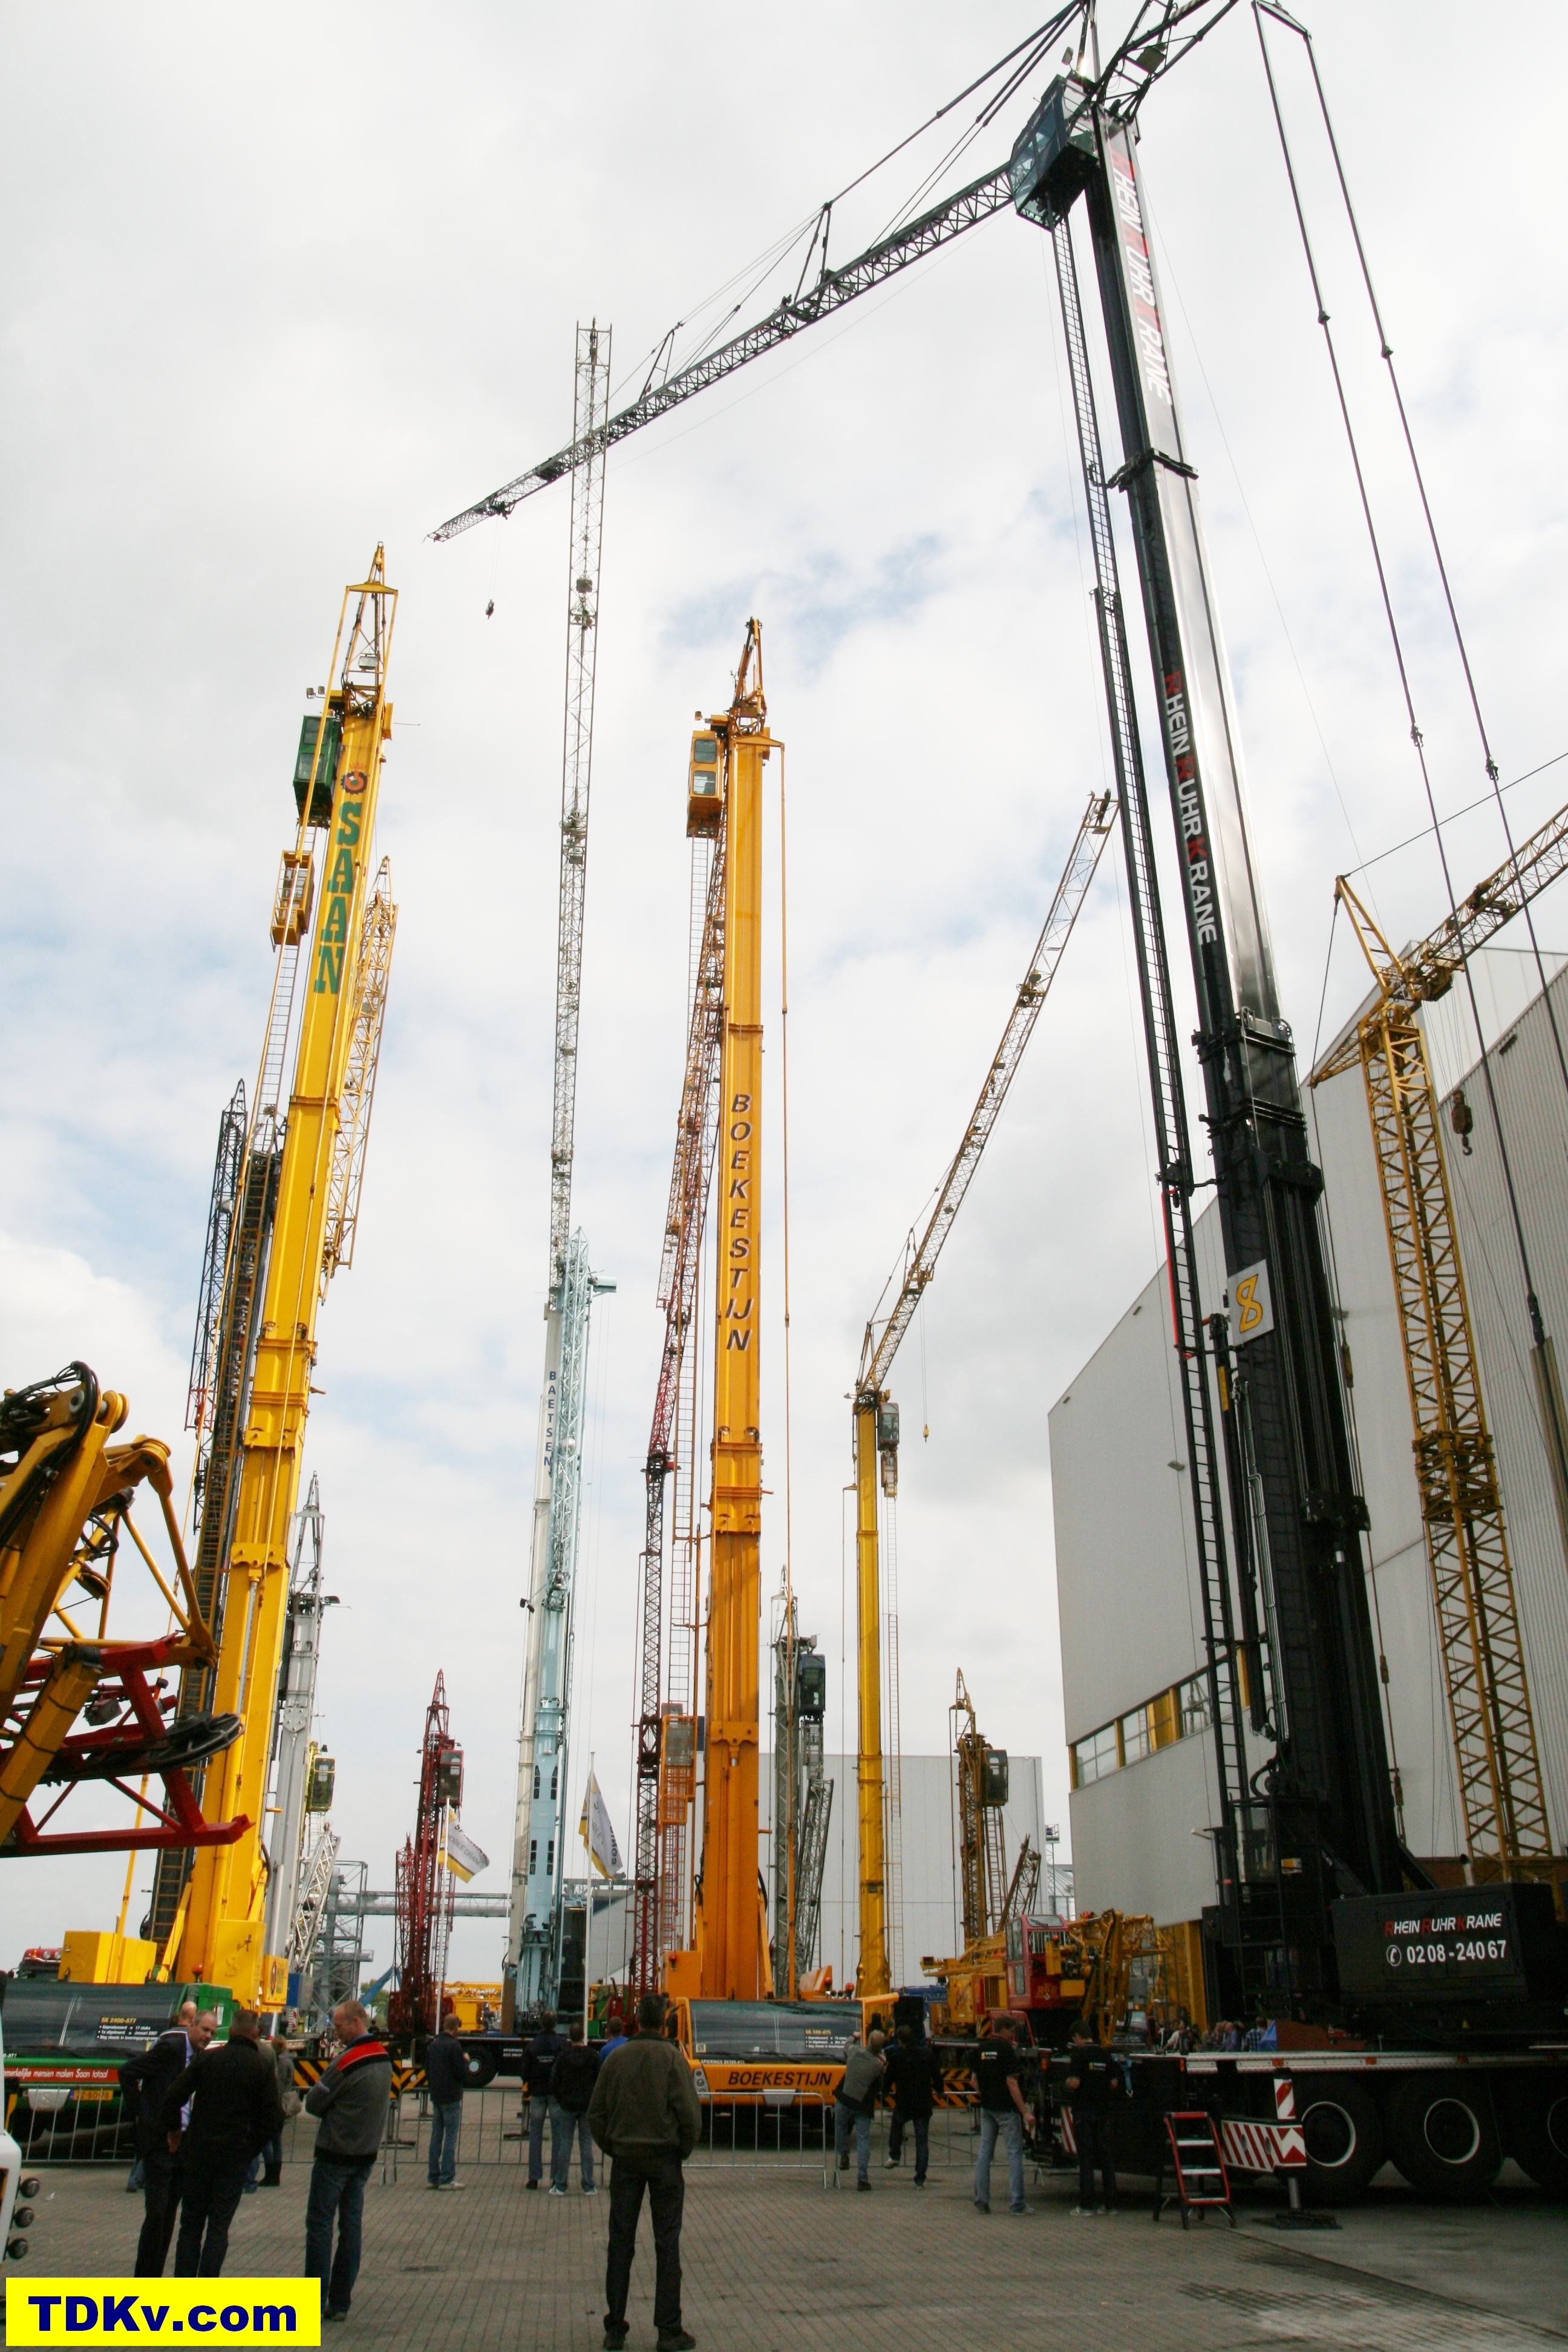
[669,1997,862,2103]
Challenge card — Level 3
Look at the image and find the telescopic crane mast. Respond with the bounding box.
[660,622,772,2003]
[508,325,615,2020]
[152,551,399,2003]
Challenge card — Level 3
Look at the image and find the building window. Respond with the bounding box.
[528,1838,537,1875]
[546,1840,555,1878]
[1121,1706,1153,1765]
[533,1766,540,1799]
[1071,1722,1120,1786]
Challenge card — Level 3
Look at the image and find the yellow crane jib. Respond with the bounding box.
[1310,805,1568,1872]
[851,788,1116,1999]
[148,553,400,2005]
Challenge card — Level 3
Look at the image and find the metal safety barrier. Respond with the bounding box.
[374,2088,1001,2184]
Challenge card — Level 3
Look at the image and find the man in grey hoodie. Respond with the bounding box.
[304,2001,393,2323]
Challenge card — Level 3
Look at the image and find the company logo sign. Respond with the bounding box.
[313,769,367,996]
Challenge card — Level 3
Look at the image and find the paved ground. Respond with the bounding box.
[8,2111,1564,2351]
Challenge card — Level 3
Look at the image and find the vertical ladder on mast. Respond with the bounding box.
[509,323,613,2020]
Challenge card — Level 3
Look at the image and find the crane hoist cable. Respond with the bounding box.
[1253,7,1568,1534]
[851,787,1116,1998]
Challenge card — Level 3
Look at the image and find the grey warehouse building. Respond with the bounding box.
[1050,946,1568,1974]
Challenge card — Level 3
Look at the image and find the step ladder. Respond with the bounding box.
[1155,2111,1235,2229]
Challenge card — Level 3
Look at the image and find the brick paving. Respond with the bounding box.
[10,2111,1564,2351]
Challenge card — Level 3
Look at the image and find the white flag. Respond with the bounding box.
[579,1772,623,1880]
[442,1821,489,1883]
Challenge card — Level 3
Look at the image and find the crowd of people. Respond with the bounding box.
[117,1988,1143,2346]
[119,1996,392,2319]
[116,1991,700,2352]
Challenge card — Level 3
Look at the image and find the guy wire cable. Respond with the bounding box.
[1254,0,1568,1498]
[1257,0,1568,1118]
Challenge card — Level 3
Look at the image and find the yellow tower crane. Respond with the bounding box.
[136,552,399,2003]
[851,789,1114,1998]
[1311,798,1568,1872]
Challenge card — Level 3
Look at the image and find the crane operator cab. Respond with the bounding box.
[687,728,722,837]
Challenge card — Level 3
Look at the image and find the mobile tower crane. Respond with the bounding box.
[658,622,773,2003]
[432,8,1566,2070]
[141,550,399,2005]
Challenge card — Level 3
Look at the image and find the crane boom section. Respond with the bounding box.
[1314,799,1568,1083]
[174,553,397,2001]
[428,9,1241,544]
[860,788,1116,1393]
[695,622,769,2001]
[631,818,727,1997]
[432,177,1011,541]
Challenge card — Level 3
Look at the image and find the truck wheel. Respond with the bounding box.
[1501,2076,1568,2197]
[1298,2082,1383,2203]
[1385,2076,1501,2199]
[460,2045,500,2088]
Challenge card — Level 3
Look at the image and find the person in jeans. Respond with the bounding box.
[423,2014,470,2191]
[973,2016,1030,2215]
[1063,2022,1122,2215]
[549,2020,601,2196]
[833,2030,886,2190]
[587,1993,701,2352]
[881,2025,939,2185]
[120,2004,214,2274]
[162,2010,284,2276]
[304,2000,394,2322]
[523,2011,565,2190]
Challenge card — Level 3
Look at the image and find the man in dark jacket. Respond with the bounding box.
[523,2010,565,2190]
[162,2010,284,2277]
[548,2020,601,2195]
[120,2004,215,2275]
[1063,2022,1122,2215]
[587,1993,701,2352]
[304,1999,394,2322]
[881,2025,939,2186]
[423,2014,470,2191]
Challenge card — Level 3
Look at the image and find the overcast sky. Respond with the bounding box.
[4,2,1566,1984]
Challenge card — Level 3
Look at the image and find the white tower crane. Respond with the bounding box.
[508,324,614,2019]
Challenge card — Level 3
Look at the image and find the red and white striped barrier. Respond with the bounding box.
[1058,2072,1305,2178]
